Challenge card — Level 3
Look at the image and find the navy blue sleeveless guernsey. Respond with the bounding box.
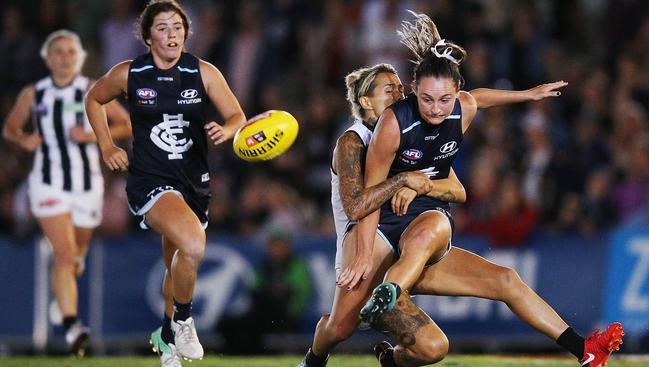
[385,93,463,208]
[376,93,462,250]
[126,52,211,226]
[389,94,463,178]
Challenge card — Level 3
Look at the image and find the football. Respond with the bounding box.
[233,110,299,162]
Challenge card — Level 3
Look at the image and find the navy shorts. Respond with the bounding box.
[377,196,454,260]
[126,175,209,230]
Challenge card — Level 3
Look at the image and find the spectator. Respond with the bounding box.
[484,172,539,247]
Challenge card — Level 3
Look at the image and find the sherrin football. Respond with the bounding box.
[233,110,299,162]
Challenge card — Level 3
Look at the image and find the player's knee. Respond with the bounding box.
[327,318,355,342]
[316,314,331,329]
[494,266,524,299]
[416,334,449,364]
[178,232,206,262]
[406,226,449,255]
[52,247,76,268]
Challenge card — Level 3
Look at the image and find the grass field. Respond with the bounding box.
[0,354,647,367]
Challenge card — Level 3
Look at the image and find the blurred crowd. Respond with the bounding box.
[1,0,648,246]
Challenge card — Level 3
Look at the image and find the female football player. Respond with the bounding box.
[340,11,623,367]
[299,63,464,367]
[85,1,245,366]
[300,60,576,367]
[3,29,130,355]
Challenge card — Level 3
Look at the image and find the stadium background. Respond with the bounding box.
[0,0,648,358]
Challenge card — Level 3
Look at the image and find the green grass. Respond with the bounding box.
[0,354,646,367]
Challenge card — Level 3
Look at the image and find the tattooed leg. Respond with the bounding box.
[373,291,448,366]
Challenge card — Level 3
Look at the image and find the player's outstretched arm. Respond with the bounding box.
[469,80,568,109]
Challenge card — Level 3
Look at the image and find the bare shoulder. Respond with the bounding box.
[198,59,222,77]
[458,90,478,133]
[337,130,365,152]
[334,130,364,164]
[104,60,132,86]
[111,60,133,75]
[88,61,131,100]
[11,84,36,107]
[332,131,365,172]
[458,90,477,109]
[20,84,36,99]
[198,59,226,91]
[374,108,400,140]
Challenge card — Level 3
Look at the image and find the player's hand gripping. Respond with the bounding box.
[205,121,235,146]
[101,145,129,172]
[402,171,433,195]
[392,187,417,216]
[337,254,373,290]
[526,80,569,101]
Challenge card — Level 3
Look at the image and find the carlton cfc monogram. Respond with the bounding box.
[150,113,193,160]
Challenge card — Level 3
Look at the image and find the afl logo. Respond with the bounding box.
[181,89,199,99]
[440,141,457,153]
[402,149,423,160]
[136,88,157,99]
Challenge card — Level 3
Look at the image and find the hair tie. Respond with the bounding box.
[431,39,460,65]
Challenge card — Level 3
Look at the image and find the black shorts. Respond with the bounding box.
[377,197,454,260]
[126,175,209,230]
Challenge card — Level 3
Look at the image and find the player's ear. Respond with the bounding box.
[359,96,372,112]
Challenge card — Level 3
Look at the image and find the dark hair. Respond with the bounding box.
[137,0,191,47]
[398,10,466,89]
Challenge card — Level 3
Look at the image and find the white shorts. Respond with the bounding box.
[334,221,396,278]
[28,174,104,228]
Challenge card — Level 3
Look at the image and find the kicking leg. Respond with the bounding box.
[411,247,624,365]
[411,247,567,338]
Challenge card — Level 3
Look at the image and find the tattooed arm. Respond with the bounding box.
[334,131,432,221]
[338,110,403,289]
[425,168,466,203]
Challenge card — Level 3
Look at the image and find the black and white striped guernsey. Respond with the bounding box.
[32,75,100,192]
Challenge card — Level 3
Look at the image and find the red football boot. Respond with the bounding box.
[581,322,624,367]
